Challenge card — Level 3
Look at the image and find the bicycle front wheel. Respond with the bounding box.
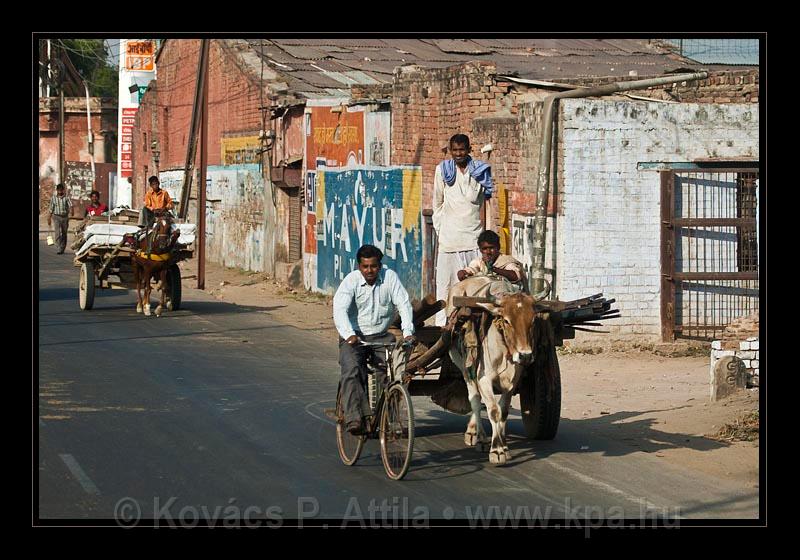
[380,383,415,480]
[336,388,364,466]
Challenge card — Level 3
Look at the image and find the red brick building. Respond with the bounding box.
[39,97,118,216]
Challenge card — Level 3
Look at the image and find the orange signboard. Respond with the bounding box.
[126,41,155,71]
[305,106,365,170]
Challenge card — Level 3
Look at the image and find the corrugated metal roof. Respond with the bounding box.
[430,39,494,55]
[278,44,332,60]
[285,70,349,88]
[234,38,747,99]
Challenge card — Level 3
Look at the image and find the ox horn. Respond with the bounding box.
[531,279,551,302]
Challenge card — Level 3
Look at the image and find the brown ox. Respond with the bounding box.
[131,213,180,317]
[447,275,544,465]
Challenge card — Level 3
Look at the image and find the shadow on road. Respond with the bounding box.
[414,407,733,462]
[39,288,79,302]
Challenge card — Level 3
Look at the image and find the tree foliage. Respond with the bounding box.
[59,39,118,97]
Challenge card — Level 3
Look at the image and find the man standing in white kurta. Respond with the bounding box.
[432,134,494,326]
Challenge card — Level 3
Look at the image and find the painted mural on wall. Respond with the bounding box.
[221,136,261,165]
[511,214,534,283]
[314,166,423,298]
[305,105,366,170]
[206,165,266,272]
[158,170,184,201]
[511,213,556,293]
[157,169,186,215]
[64,162,95,202]
[304,170,318,291]
[365,111,391,167]
[162,165,266,272]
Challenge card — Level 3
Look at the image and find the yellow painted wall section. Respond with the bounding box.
[402,168,422,234]
[315,171,326,220]
[220,136,261,165]
[496,181,511,254]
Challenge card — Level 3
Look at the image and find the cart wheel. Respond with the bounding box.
[336,386,364,466]
[519,343,561,440]
[167,264,182,311]
[380,383,414,480]
[79,261,95,311]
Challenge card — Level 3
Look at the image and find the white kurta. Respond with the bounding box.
[432,163,485,325]
[432,164,484,253]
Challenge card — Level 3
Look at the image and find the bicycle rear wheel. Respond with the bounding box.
[336,387,364,466]
[380,383,414,480]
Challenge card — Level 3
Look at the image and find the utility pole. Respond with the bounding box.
[59,87,65,187]
[198,42,209,291]
[178,40,209,220]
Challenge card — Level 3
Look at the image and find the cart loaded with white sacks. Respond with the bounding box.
[71,208,196,311]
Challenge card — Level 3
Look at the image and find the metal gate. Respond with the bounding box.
[288,187,302,262]
[661,168,759,341]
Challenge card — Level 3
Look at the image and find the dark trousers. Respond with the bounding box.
[339,332,396,424]
[138,207,155,227]
[53,214,69,253]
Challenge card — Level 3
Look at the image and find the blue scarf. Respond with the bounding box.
[440,156,493,198]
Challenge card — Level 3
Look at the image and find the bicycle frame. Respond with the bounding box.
[359,341,408,436]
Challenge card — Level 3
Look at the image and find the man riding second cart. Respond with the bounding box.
[139,175,173,228]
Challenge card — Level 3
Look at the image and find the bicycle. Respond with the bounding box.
[335,339,415,481]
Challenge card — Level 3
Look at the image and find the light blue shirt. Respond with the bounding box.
[333,268,415,339]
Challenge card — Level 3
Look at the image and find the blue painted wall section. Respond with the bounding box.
[315,166,423,298]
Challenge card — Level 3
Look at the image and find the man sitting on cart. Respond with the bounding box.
[456,230,527,293]
[333,244,416,435]
[138,175,174,228]
[85,190,109,217]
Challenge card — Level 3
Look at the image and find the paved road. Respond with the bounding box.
[37,242,758,525]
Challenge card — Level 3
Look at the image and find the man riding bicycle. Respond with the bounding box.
[333,244,416,436]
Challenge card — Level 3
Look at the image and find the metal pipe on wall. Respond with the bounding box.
[83,80,96,185]
[529,71,709,298]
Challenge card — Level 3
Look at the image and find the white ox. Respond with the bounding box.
[446,276,543,465]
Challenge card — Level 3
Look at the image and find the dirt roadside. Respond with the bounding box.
[176,256,760,488]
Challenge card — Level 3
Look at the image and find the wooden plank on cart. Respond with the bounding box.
[451,296,493,308]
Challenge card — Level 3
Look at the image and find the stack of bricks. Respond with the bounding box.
[350,83,393,102]
[710,312,760,387]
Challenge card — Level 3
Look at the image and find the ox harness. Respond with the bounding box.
[135,250,172,261]
[455,277,520,380]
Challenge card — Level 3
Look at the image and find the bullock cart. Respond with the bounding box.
[331,291,618,478]
[399,292,619,441]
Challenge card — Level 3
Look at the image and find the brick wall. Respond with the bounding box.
[351,83,393,101]
[38,98,117,213]
[552,99,759,337]
[134,40,267,200]
[710,312,760,388]
[390,63,520,212]
[133,39,279,273]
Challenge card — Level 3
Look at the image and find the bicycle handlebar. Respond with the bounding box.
[357,340,414,349]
